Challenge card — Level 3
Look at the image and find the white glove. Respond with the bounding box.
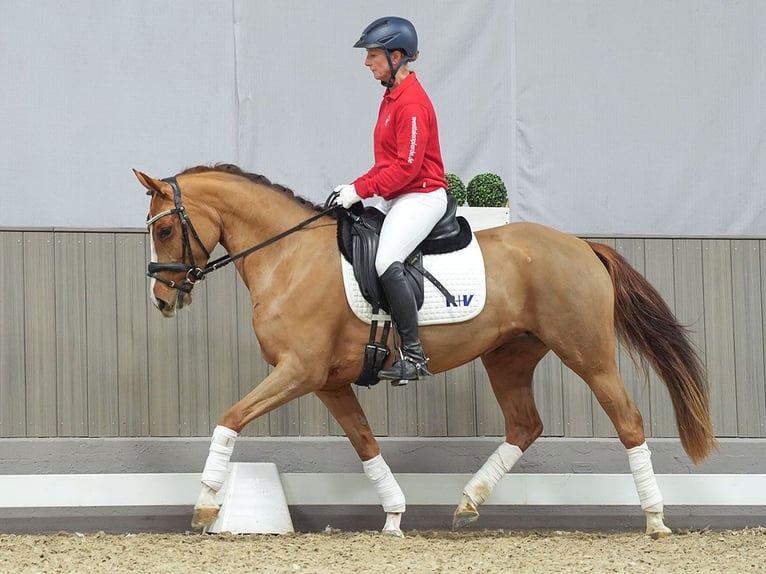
[333,184,362,209]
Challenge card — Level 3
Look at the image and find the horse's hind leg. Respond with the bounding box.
[316,385,406,537]
[587,367,671,537]
[454,335,547,529]
[559,339,672,538]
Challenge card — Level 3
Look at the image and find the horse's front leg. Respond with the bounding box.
[316,386,406,537]
[192,424,237,530]
[454,343,543,529]
[192,361,322,531]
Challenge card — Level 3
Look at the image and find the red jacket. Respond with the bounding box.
[353,72,448,200]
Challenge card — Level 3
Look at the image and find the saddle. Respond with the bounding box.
[336,194,473,387]
[335,194,473,313]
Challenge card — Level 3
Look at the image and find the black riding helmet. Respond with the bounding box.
[354,16,418,88]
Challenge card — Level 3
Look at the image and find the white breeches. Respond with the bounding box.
[374,189,448,276]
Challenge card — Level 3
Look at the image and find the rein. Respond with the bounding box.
[147,177,338,292]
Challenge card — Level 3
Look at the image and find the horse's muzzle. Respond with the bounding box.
[152,286,192,317]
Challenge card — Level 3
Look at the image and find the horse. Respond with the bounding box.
[135,163,717,538]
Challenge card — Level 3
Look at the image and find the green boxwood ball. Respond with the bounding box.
[466,173,508,207]
[444,173,467,206]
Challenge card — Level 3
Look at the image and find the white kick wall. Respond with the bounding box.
[1,0,764,235]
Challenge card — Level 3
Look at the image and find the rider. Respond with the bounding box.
[334,16,449,382]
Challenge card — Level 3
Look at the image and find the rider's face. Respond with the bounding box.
[364,48,397,83]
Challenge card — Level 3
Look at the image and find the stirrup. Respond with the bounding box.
[379,355,432,386]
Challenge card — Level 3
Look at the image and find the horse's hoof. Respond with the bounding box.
[645,511,672,539]
[191,506,220,531]
[649,528,672,540]
[453,494,479,530]
[381,529,405,538]
[452,510,479,529]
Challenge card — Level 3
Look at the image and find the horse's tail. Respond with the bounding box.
[587,241,717,464]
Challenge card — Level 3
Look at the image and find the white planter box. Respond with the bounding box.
[457,206,510,231]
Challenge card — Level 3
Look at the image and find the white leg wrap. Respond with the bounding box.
[363,454,406,513]
[463,442,523,507]
[627,442,664,513]
[200,425,238,492]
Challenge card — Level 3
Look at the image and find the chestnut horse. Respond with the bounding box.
[135,164,716,537]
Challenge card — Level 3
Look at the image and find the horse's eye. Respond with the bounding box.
[158,226,173,240]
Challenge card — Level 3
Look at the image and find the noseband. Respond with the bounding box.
[146,178,339,294]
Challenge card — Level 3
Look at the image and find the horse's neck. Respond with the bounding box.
[211,183,303,253]
[210,182,327,290]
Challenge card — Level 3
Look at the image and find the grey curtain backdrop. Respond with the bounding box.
[1,0,764,235]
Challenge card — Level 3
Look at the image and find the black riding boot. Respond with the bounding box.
[377,261,432,384]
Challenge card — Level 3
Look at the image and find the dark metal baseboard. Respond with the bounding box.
[2,505,764,535]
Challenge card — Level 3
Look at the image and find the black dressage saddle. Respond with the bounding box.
[335,193,473,313]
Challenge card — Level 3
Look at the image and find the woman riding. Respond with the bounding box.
[334,16,449,383]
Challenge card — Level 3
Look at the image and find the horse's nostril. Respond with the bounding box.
[156,298,168,311]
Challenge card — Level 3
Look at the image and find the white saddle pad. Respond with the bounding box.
[341,236,486,326]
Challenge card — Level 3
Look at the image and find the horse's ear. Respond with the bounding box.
[133,169,169,197]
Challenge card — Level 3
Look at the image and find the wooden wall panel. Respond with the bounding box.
[145,240,181,436]
[386,380,419,436]
[445,362,477,437]
[1,230,765,441]
[533,353,564,436]
[355,383,388,437]
[702,240,738,436]
[298,393,330,437]
[473,359,504,436]
[84,234,119,437]
[730,240,765,436]
[176,281,211,436]
[24,232,58,437]
[0,232,26,437]
[416,373,448,437]
[115,234,150,437]
[55,233,88,436]
[146,306,181,436]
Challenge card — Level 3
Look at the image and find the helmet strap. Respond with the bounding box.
[381,51,410,88]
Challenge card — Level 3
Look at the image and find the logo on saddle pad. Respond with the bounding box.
[341,238,487,326]
[447,294,475,307]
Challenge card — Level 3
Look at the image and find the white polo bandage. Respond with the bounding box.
[463,442,523,506]
[363,454,406,513]
[201,425,238,491]
[627,442,663,512]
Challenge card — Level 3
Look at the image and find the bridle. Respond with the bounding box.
[146,177,210,293]
[146,176,338,294]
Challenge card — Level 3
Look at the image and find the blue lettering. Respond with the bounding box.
[446,294,475,307]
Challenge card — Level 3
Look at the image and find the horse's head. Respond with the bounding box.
[134,169,219,317]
